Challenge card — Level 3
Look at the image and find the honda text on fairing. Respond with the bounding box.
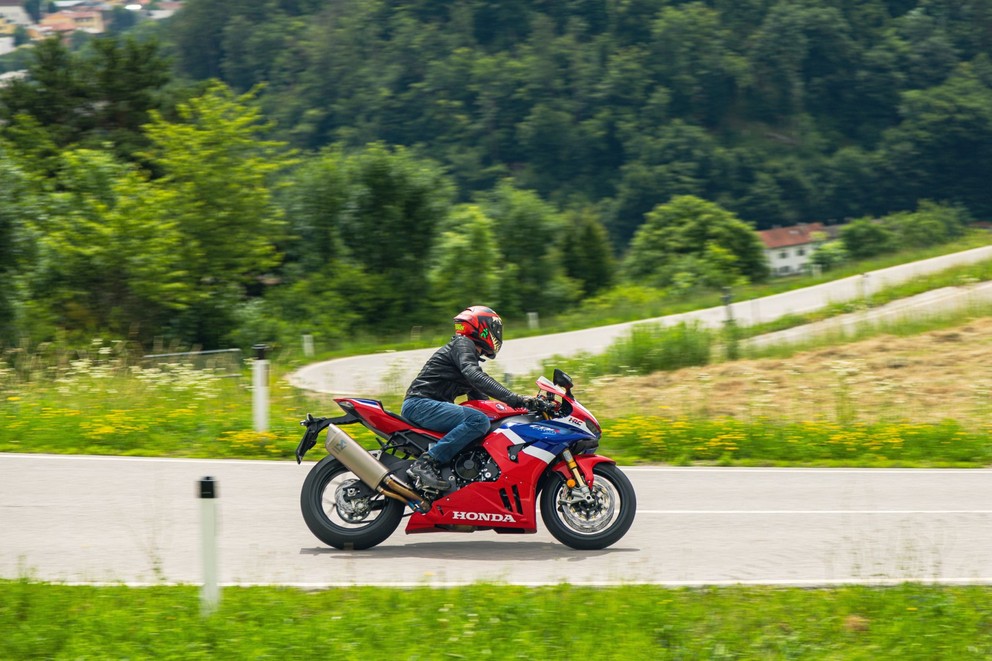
[295,368,636,550]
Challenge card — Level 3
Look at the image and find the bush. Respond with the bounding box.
[543,320,712,378]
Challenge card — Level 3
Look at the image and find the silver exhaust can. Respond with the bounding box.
[324,424,390,489]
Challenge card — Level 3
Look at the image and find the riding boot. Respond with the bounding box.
[406,454,450,491]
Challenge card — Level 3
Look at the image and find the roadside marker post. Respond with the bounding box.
[252,344,269,433]
[199,476,220,616]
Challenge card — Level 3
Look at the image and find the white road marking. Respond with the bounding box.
[620,466,992,475]
[637,509,992,515]
[58,577,992,588]
[3,454,991,474]
[0,452,292,466]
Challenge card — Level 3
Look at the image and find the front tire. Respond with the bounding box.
[301,455,404,550]
[540,463,636,550]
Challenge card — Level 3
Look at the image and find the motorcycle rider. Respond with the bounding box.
[402,305,535,492]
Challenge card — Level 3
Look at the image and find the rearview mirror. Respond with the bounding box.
[552,369,573,391]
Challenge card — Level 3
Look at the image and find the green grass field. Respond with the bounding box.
[3,581,992,660]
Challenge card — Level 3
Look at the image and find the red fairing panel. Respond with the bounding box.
[462,399,528,420]
[550,454,617,487]
[405,429,549,534]
[337,398,440,437]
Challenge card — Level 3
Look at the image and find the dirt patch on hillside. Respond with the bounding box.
[583,317,992,427]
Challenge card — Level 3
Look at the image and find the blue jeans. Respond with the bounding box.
[401,397,490,465]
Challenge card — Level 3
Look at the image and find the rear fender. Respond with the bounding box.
[545,454,616,489]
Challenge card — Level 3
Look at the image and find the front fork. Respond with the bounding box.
[559,449,597,504]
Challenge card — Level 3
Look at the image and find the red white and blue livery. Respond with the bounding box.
[296,369,636,550]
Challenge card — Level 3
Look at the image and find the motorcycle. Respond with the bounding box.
[295,368,636,550]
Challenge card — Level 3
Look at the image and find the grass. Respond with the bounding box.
[600,416,992,467]
[3,241,992,466]
[5,313,992,466]
[540,320,714,379]
[3,580,992,659]
[742,299,992,361]
[0,345,340,459]
[280,231,992,365]
[534,253,992,384]
[738,258,992,343]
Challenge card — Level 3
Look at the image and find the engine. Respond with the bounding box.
[448,448,501,488]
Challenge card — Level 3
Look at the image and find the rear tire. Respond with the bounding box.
[301,455,404,550]
[540,463,636,550]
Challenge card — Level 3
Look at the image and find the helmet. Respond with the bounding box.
[454,306,503,359]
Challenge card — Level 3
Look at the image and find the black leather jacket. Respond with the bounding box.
[404,335,525,407]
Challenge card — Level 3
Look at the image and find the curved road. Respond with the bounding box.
[289,245,992,397]
[6,248,992,588]
[3,453,991,587]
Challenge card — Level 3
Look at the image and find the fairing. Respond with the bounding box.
[325,377,608,534]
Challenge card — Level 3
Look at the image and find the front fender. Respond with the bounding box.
[546,453,616,489]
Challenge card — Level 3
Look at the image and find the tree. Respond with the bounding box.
[24,149,191,341]
[0,140,30,343]
[560,207,616,298]
[647,3,743,126]
[141,82,294,345]
[840,217,895,259]
[23,0,41,22]
[876,61,992,218]
[279,147,350,274]
[0,36,171,159]
[892,7,959,91]
[85,36,170,158]
[107,6,139,35]
[885,200,969,249]
[338,143,454,330]
[170,0,228,80]
[478,181,576,317]
[611,121,720,245]
[0,38,88,147]
[622,195,768,289]
[268,146,377,343]
[811,238,847,272]
[428,204,501,315]
[13,25,29,47]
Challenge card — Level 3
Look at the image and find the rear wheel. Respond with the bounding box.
[301,455,404,550]
[540,463,636,550]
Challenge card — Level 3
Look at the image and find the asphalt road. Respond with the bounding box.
[3,453,991,587]
[288,245,992,397]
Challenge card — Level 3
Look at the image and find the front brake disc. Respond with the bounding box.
[558,481,615,533]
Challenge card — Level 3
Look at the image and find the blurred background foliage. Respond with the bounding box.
[1,0,991,352]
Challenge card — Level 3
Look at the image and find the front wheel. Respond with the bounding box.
[301,455,404,550]
[540,463,636,550]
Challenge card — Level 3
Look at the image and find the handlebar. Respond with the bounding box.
[526,397,557,416]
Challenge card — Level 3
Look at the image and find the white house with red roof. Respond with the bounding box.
[758,222,825,276]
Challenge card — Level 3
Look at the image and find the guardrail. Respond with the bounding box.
[142,348,243,379]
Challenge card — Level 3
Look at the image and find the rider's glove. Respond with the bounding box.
[523,396,553,414]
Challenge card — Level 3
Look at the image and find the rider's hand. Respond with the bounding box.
[523,396,553,414]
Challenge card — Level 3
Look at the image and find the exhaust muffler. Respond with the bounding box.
[324,424,424,507]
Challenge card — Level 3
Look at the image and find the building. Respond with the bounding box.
[759,222,825,276]
[39,8,105,35]
[0,15,17,36]
[0,0,31,26]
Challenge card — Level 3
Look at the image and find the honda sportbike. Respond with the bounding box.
[295,369,636,550]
